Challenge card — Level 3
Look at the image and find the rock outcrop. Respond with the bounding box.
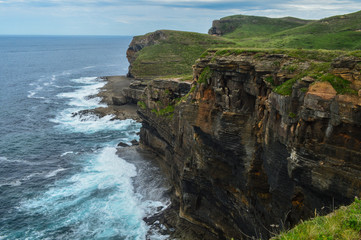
[136,50,361,239]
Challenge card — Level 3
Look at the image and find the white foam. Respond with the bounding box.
[71,76,100,84]
[27,85,43,98]
[27,75,58,99]
[21,147,149,239]
[83,66,95,69]
[53,111,139,133]
[52,76,142,134]
[57,82,105,108]
[60,151,74,157]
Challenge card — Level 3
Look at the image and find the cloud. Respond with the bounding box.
[0,0,360,35]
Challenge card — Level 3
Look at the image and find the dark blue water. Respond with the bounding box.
[0,36,169,239]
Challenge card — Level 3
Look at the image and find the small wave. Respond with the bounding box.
[0,172,41,187]
[0,180,21,187]
[27,85,43,98]
[83,66,95,69]
[45,168,66,178]
[53,85,75,89]
[0,157,41,166]
[60,151,74,157]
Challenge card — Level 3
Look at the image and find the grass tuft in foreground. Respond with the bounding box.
[273,198,361,240]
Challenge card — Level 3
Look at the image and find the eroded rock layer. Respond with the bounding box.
[137,51,361,239]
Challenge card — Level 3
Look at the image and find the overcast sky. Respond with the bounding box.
[0,0,360,36]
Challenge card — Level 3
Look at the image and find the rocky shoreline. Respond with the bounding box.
[93,76,140,121]
[95,76,213,239]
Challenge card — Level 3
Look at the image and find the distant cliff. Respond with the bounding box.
[208,15,310,37]
[126,30,235,79]
[133,48,361,239]
[208,11,361,50]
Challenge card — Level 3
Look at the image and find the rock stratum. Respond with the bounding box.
[124,45,361,239]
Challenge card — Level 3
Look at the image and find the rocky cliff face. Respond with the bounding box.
[136,50,361,239]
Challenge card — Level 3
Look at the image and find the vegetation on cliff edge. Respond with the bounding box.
[273,198,361,240]
[202,48,361,96]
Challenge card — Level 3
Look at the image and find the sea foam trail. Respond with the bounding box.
[20,147,148,240]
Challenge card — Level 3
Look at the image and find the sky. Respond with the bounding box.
[0,0,360,36]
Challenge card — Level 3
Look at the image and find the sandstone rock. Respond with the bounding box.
[112,95,127,106]
[331,56,358,69]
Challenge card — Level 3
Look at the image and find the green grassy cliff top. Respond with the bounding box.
[129,30,236,79]
[273,198,361,240]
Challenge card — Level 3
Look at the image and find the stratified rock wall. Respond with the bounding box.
[137,51,361,239]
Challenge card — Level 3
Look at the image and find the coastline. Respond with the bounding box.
[95,76,218,240]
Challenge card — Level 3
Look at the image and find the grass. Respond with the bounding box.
[288,112,297,118]
[210,48,361,62]
[213,15,311,40]
[151,104,175,119]
[137,101,147,109]
[265,76,275,85]
[130,30,235,78]
[198,66,212,84]
[318,73,358,95]
[273,198,361,240]
[220,11,361,51]
[274,78,298,95]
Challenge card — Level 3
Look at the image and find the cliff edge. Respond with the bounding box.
[136,49,361,239]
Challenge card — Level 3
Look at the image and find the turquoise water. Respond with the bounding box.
[0,36,169,239]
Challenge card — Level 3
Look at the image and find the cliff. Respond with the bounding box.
[208,15,310,37]
[135,49,361,239]
[208,10,361,50]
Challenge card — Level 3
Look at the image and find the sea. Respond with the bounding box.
[0,36,170,240]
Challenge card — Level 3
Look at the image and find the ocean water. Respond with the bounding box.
[0,36,169,239]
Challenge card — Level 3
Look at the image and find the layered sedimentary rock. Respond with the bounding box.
[136,50,361,239]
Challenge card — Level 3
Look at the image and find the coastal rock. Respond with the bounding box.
[137,52,361,239]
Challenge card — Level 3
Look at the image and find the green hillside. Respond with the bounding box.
[221,10,361,50]
[209,15,312,39]
[130,10,361,78]
[130,30,235,78]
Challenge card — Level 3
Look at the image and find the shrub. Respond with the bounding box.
[137,101,147,109]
